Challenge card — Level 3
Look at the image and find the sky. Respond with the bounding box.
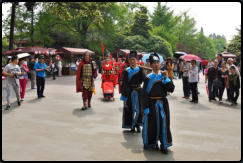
[2,2,241,43]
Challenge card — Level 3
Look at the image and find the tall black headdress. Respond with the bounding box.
[129,51,137,59]
[149,53,160,65]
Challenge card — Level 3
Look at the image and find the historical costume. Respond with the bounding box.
[140,60,145,66]
[120,51,146,132]
[142,53,175,154]
[76,53,98,110]
[101,58,115,100]
[119,53,130,94]
[113,61,120,87]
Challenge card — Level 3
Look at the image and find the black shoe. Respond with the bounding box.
[212,98,216,101]
[82,107,87,110]
[88,104,91,108]
[131,128,135,132]
[160,146,168,154]
[194,101,198,103]
[38,96,41,98]
[156,144,159,150]
[5,105,11,110]
[40,95,45,98]
[136,125,141,132]
[17,101,21,106]
[190,100,195,102]
[226,99,229,101]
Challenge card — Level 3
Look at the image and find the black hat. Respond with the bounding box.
[149,53,160,65]
[39,55,44,59]
[129,51,137,59]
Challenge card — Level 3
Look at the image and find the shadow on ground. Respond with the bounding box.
[121,130,175,161]
[180,100,211,111]
[72,108,94,118]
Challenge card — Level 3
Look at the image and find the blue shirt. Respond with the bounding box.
[218,59,223,68]
[33,61,47,77]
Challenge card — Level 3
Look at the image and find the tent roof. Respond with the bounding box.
[3,46,52,56]
[56,47,95,55]
[111,49,130,55]
[217,52,237,58]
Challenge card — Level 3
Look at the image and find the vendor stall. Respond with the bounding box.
[56,47,95,75]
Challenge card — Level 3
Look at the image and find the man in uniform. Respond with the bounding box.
[142,53,175,154]
[76,51,98,110]
[120,51,146,132]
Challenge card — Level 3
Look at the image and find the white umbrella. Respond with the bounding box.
[17,53,31,59]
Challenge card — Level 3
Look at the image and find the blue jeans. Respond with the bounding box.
[208,80,216,100]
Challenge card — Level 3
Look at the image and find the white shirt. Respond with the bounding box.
[152,70,160,75]
[24,61,28,66]
[52,64,54,68]
[58,61,62,68]
[105,64,110,67]
[208,62,214,68]
[188,65,198,83]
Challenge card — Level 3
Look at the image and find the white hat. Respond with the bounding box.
[8,56,12,58]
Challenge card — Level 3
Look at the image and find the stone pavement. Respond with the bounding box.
[2,73,241,161]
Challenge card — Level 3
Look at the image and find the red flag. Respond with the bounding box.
[101,39,104,52]
[117,54,119,61]
[110,54,112,59]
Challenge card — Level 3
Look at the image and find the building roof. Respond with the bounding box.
[56,47,95,55]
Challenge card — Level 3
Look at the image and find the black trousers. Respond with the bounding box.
[190,82,198,102]
[182,76,190,97]
[36,76,45,96]
[52,71,56,79]
[202,65,206,75]
[229,88,239,102]
[218,86,226,101]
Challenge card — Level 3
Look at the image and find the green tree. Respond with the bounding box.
[227,26,241,61]
[176,10,198,54]
[196,32,216,59]
[149,2,180,33]
[48,2,110,22]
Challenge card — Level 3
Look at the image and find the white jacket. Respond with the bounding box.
[188,65,198,83]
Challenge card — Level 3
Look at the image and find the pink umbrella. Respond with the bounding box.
[179,54,202,62]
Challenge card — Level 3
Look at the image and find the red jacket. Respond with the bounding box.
[202,60,208,66]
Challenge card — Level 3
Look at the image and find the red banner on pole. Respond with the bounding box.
[101,39,104,52]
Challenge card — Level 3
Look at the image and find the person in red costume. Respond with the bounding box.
[101,57,115,95]
[112,58,119,87]
[119,53,130,94]
[76,51,98,110]
[140,59,145,66]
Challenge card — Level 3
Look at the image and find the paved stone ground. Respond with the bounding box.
[2,73,241,161]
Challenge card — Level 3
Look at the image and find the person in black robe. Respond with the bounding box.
[142,53,175,154]
[120,51,146,132]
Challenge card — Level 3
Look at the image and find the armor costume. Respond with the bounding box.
[76,57,98,110]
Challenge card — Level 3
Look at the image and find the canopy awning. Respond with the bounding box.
[111,49,145,57]
[179,54,202,62]
[56,47,95,55]
[215,52,237,58]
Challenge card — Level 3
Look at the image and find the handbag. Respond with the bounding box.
[213,78,223,88]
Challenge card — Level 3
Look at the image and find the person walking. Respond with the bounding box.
[217,54,224,68]
[208,59,214,68]
[217,61,229,103]
[206,60,219,101]
[28,56,36,89]
[202,58,208,76]
[180,59,191,99]
[227,66,240,106]
[120,51,146,132]
[76,51,98,110]
[58,59,62,77]
[165,58,174,95]
[33,55,47,98]
[18,57,29,101]
[188,59,199,103]
[141,53,174,154]
[50,61,57,80]
[76,59,79,72]
[173,59,178,79]
[2,55,22,109]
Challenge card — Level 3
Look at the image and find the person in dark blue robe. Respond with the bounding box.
[120,51,146,132]
[142,53,175,154]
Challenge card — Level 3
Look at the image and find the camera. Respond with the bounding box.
[44,69,50,73]
[166,61,169,65]
[13,72,19,79]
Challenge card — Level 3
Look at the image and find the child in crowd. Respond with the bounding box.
[227,66,240,106]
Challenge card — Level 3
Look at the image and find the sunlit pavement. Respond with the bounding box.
[2,73,241,161]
